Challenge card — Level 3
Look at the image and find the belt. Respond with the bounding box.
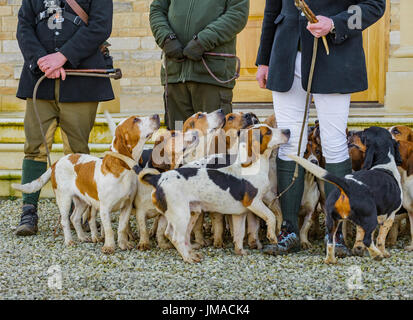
[35,10,83,26]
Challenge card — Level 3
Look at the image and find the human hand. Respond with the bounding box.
[183,38,205,61]
[163,38,185,61]
[37,52,67,74]
[45,67,66,80]
[306,16,333,38]
[256,65,269,89]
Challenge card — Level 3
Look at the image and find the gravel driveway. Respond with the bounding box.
[0,199,412,300]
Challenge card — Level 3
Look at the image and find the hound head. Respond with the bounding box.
[240,124,290,167]
[306,123,325,168]
[389,125,413,142]
[151,129,199,171]
[183,109,226,136]
[304,139,319,166]
[263,114,277,128]
[112,114,160,160]
[347,130,365,171]
[352,126,402,170]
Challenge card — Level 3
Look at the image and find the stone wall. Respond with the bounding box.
[0,0,402,113]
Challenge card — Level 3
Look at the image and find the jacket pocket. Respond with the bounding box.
[274,14,285,25]
[161,59,182,79]
[194,56,226,79]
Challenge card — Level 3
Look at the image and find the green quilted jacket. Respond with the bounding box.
[150,0,250,88]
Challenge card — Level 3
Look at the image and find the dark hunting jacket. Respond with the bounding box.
[17,0,114,102]
[256,0,386,94]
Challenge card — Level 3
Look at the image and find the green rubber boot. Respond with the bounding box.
[324,158,352,257]
[263,158,304,256]
[16,159,47,236]
[324,158,352,199]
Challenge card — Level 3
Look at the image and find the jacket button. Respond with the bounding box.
[55,48,59,52]
[55,31,60,36]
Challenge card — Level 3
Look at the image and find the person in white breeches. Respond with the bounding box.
[274,52,351,163]
[255,0,385,256]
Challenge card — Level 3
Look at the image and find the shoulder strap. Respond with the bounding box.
[65,0,89,25]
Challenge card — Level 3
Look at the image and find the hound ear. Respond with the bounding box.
[362,143,375,170]
[407,154,413,176]
[393,140,403,167]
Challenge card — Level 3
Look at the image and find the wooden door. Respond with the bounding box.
[234,0,389,104]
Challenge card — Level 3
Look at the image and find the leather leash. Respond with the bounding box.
[32,68,122,168]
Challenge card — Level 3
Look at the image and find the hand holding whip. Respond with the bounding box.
[295,0,330,55]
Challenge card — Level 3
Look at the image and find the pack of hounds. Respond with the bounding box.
[13,110,413,264]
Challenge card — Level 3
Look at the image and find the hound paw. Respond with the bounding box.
[301,241,312,250]
[190,251,203,263]
[381,250,391,258]
[101,245,115,255]
[406,245,413,251]
[138,242,151,251]
[213,240,224,248]
[352,245,366,257]
[194,239,208,248]
[80,236,92,243]
[248,241,262,250]
[158,241,174,249]
[119,241,134,251]
[92,236,103,243]
[372,254,384,261]
[324,257,338,264]
[268,235,278,245]
[65,240,75,247]
[234,248,248,256]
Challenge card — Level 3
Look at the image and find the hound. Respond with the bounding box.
[139,124,290,263]
[395,140,413,251]
[13,115,161,254]
[389,125,413,143]
[289,127,403,264]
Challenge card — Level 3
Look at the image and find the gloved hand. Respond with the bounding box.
[183,38,205,61]
[163,38,184,61]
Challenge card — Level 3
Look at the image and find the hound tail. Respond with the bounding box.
[288,154,350,196]
[12,168,52,194]
[104,110,117,137]
[138,168,161,188]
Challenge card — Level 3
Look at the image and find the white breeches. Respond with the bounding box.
[273,52,351,164]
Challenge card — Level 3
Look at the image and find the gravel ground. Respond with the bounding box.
[0,199,412,300]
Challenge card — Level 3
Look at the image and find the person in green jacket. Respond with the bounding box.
[150,0,250,130]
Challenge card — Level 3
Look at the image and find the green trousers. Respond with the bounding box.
[164,81,233,130]
[22,79,98,206]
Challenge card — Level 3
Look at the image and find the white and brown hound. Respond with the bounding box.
[13,115,160,254]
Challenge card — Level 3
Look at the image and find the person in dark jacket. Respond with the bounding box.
[150,0,249,130]
[15,0,114,236]
[256,0,386,255]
